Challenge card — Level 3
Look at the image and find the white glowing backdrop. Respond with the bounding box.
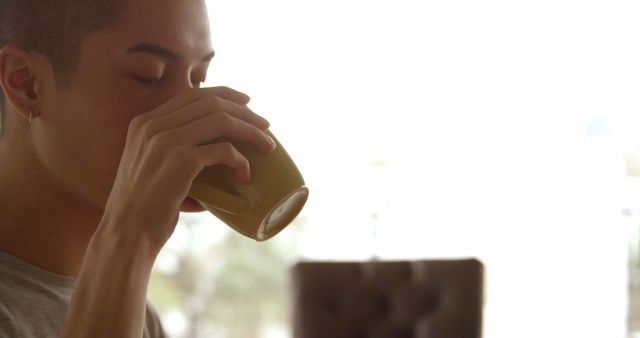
[155,1,640,337]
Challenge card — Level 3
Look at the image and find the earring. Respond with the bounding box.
[28,111,32,124]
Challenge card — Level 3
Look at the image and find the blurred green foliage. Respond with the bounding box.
[150,217,302,338]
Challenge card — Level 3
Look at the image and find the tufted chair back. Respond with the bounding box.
[291,259,484,338]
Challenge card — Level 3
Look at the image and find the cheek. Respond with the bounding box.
[30,84,133,204]
[53,75,140,169]
[78,85,131,144]
[114,78,182,124]
[55,89,129,168]
[72,70,182,144]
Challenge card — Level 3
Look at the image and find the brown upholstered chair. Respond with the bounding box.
[291,259,484,338]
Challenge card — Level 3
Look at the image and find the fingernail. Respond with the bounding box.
[266,135,277,150]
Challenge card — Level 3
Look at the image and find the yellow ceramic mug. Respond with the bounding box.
[188,129,309,241]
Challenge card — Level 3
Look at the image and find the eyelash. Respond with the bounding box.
[135,76,163,86]
[135,76,204,88]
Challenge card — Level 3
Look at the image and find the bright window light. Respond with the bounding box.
[149,1,640,337]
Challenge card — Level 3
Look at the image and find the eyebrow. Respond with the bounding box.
[126,43,215,63]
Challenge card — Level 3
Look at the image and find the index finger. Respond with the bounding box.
[146,86,251,120]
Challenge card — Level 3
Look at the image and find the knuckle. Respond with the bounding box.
[205,95,222,108]
[138,124,154,140]
[139,119,163,141]
[219,141,236,154]
[232,150,249,167]
[148,129,171,147]
[248,125,265,142]
[239,155,250,168]
[217,85,232,93]
[128,115,146,132]
[213,111,233,125]
[216,143,249,172]
[219,142,246,166]
[252,125,264,138]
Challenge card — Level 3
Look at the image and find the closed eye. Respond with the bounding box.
[134,76,163,85]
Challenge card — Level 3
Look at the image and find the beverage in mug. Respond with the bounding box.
[188,129,308,241]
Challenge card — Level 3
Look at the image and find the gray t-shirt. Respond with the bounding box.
[0,250,167,338]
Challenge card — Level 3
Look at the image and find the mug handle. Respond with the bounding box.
[188,180,248,215]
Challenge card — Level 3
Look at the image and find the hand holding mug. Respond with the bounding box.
[101,87,277,252]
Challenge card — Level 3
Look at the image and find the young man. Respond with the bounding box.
[0,0,275,337]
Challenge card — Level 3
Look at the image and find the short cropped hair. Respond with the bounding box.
[0,0,126,135]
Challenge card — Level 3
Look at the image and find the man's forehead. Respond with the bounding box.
[113,0,212,54]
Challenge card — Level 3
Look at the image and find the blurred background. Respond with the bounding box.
[148,0,640,337]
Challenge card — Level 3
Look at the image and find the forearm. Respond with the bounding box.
[62,227,158,338]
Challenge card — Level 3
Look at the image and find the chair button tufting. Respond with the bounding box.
[353,330,368,338]
[376,295,391,316]
[324,298,340,314]
[400,329,414,338]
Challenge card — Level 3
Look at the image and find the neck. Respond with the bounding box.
[0,135,104,277]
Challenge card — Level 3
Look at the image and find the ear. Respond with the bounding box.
[0,44,40,122]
